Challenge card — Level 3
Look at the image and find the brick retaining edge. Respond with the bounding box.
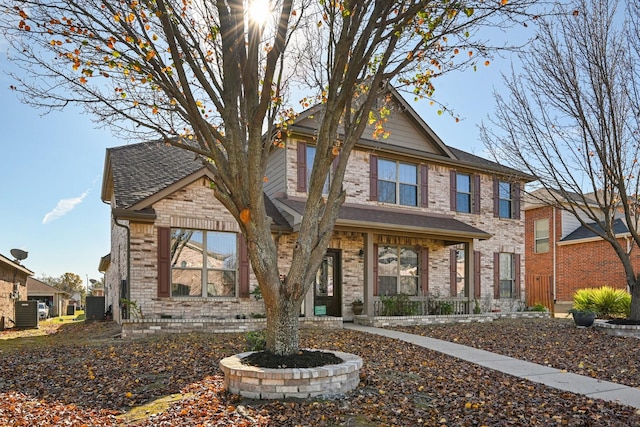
[219,350,363,400]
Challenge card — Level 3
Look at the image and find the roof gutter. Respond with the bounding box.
[335,218,492,241]
[112,208,157,223]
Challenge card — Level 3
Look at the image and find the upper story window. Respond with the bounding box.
[456,173,472,213]
[450,171,480,214]
[535,219,550,253]
[297,142,330,193]
[305,145,330,194]
[493,179,521,219]
[370,154,428,208]
[498,181,512,218]
[170,229,238,298]
[378,159,418,206]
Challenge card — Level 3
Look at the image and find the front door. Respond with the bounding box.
[313,250,341,316]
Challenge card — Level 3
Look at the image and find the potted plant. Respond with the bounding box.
[568,308,596,327]
[351,298,364,315]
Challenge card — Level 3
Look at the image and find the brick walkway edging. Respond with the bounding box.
[219,350,363,399]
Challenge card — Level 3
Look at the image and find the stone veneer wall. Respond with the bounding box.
[120,177,267,322]
[354,311,550,328]
[121,315,343,338]
[286,141,527,310]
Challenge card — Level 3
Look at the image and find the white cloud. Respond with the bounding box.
[42,190,90,224]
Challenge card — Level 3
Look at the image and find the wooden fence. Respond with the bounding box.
[525,274,554,315]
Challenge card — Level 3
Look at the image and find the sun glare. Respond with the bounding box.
[248,0,271,26]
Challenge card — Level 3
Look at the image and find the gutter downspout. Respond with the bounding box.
[113,215,131,320]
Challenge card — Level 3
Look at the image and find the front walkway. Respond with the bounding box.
[345,324,640,409]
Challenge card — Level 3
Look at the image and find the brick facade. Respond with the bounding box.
[525,205,632,303]
[102,91,530,328]
[0,256,31,329]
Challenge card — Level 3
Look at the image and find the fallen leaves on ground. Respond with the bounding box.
[0,318,638,426]
[393,318,640,388]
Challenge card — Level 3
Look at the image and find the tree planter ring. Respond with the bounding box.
[219,350,363,400]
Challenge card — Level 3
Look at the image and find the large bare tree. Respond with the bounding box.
[1,0,538,355]
[482,0,640,320]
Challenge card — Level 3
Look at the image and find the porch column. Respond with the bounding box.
[364,232,374,316]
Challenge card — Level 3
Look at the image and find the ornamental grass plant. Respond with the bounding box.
[572,286,630,319]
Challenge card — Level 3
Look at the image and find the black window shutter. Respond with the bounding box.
[450,170,457,211]
[474,251,481,299]
[420,248,429,295]
[514,253,521,298]
[420,164,429,208]
[493,178,500,217]
[493,252,500,299]
[238,235,250,298]
[297,142,307,192]
[513,183,521,220]
[450,249,458,297]
[370,154,378,201]
[473,175,481,214]
[157,227,171,298]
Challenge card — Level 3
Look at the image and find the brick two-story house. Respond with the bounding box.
[525,189,633,309]
[100,88,534,330]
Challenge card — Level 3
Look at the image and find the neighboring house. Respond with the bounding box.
[26,277,67,317]
[524,189,632,309]
[0,252,33,329]
[100,87,533,326]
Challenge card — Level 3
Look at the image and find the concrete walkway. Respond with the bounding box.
[345,324,640,409]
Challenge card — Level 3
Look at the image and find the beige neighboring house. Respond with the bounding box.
[0,252,33,329]
[100,87,534,329]
[26,277,68,317]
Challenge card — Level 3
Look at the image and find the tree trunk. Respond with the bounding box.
[630,278,640,321]
[264,294,301,356]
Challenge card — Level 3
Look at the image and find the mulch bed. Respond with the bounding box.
[0,318,639,426]
[242,349,343,368]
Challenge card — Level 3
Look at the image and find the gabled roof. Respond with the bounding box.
[27,277,65,294]
[289,86,534,181]
[276,197,491,244]
[102,140,205,209]
[0,253,33,276]
[101,140,291,229]
[524,188,598,210]
[561,218,629,242]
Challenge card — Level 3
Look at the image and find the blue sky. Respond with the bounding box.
[0,25,531,289]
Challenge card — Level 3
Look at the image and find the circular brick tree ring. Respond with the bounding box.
[219,350,363,400]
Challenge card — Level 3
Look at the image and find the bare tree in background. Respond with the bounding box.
[1,0,538,355]
[482,0,640,320]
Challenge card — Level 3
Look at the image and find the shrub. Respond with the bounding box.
[245,330,266,351]
[591,286,630,318]
[572,286,630,318]
[530,303,547,312]
[379,293,419,316]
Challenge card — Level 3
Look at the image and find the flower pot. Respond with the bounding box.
[572,311,596,327]
[352,303,364,315]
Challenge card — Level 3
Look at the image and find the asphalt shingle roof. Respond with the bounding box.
[108,140,202,209]
[447,146,534,180]
[561,218,629,242]
[276,197,491,242]
[107,140,290,229]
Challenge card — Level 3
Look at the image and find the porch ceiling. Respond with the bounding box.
[275,197,492,243]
